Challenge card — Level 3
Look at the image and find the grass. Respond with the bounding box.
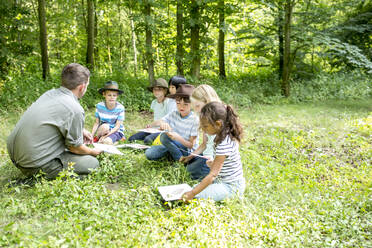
[0,99,371,247]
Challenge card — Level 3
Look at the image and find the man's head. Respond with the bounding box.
[61,63,90,90]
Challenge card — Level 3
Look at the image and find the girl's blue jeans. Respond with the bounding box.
[145,133,188,161]
[186,157,210,180]
[195,178,246,202]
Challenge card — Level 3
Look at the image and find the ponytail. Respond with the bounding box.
[225,105,243,143]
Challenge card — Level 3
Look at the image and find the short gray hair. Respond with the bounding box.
[61,63,90,90]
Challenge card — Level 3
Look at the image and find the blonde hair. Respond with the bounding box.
[191,84,221,104]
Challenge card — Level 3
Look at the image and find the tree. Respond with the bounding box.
[218,0,226,78]
[190,0,201,79]
[37,0,49,80]
[176,0,184,76]
[86,0,95,69]
[143,0,155,84]
[281,0,294,97]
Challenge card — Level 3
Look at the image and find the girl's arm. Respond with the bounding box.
[91,118,100,137]
[182,155,225,201]
[180,133,207,163]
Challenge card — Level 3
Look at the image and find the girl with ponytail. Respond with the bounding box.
[182,102,245,202]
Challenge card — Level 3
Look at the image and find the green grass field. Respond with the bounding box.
[0,100,371,247]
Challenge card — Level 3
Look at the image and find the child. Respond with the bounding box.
[145,84,199,162]
[182,102,245,202]
[92,81,125,145]
[128,78,177,144]
[180,84,221,180]
[168,75,187,95]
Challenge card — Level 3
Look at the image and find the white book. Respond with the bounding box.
[93,143,123,155]
[158,184,192,201]
[138,128,168,134]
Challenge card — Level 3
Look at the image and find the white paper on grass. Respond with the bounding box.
[158,184,192,201]
[93,143,123,155]
[116,143,151,149]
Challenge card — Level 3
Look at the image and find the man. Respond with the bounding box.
[7,63,103,180]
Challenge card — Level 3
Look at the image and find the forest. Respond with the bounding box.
[0,0,371,247]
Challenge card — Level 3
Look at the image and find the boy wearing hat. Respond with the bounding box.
[145,84,199,162]
[92,81,125,145]
[128,78,177,144]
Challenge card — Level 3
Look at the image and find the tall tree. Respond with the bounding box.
[281,0,294,97]
[190,0,201,79]
[277,4,284,80]
[143,0,155,84]
[86,0,95,69]
[176,0,184,76]
[218,0,226,78]
[37,0,49,80]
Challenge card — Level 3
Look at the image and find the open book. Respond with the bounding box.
[93,143,123,155]
[158,184,192,201]
[138,128,168,134]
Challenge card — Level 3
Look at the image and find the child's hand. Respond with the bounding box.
[182,191,195,203]
[180,155,193,163]
[159,123,171,132]
[166,131,178,140]
[206,159,213,168]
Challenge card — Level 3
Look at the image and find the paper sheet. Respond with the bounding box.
[93,143,123,155]
[158,184,192,201]
[116,143,151,149]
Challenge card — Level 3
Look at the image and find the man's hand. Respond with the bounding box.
[83,129,93,144]
[90,148,103,156]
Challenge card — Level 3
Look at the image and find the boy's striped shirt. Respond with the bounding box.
[162,110,199,151]
[95,102,125,134]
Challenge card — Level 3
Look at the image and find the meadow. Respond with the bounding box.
[0,98,370,247]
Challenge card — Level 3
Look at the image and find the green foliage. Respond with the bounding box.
[0,100,371,247]
[290,71,371,102]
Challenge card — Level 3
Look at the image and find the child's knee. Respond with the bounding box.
[97,124,110,136]
[101,137,113,145]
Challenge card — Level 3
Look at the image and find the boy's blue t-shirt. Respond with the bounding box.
[95,101,125,134]
[150,98,177,120]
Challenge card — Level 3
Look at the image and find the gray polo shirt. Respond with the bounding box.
[7,87,85,168]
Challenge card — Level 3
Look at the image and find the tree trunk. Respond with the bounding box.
[176,0,184,76]
[143,1,155,84]
[190,0,200,79]
[282,0,293,97]
[278,4,284,81]
[37,0,49,80]
[218,0,226,78]
[129,8,138,77]
[86,0,94,70]
[118,2,123,66]
[106,19,112,73]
